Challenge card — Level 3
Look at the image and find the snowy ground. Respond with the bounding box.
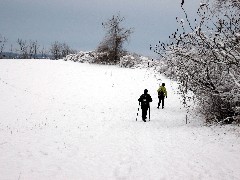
[0,59,240,180]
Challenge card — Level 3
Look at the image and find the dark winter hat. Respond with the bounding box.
[162,83,165,86]
[144,89,148,93]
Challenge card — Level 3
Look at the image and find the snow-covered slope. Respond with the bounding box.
[0,59,240,179]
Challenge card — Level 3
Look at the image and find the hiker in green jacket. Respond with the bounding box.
[157,83,167,109]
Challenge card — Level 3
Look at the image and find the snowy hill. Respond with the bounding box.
[0,59,240,179]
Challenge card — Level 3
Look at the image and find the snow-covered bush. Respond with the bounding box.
[64,50,156,68]
[64,51,97,63]
[120,55,135,67]
[119,54,153,68]
[152,1,240,124]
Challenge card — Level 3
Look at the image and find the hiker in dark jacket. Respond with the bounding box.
[138,89,152,122]
[157,83,167,109]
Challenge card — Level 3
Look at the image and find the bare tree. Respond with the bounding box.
[29,40,39,59]
[16,39,41,59]
[50,41,62,59]
[17,39,28,59]
[61,43,76,58]
[40,46,47,59]
[0,34,7,59]
[96,14,133,64]
[50,41,74,60]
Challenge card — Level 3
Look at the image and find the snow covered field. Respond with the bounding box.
[0,59,240,180]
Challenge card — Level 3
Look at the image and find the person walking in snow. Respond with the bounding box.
[138,89,152,122]
[157,83,167,109]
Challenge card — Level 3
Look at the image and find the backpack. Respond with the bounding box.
[158,87,165,96]
[158,90,164,96]
[141,94,149,106]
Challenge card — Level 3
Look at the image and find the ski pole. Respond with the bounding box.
[149,104,151,121]
[136,102,140,121]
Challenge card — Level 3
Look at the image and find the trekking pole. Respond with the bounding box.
[149,104,151,121]
[136,102,140,121]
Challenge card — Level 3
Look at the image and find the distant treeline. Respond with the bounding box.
[0,36,76,60]
[0,52,52,59]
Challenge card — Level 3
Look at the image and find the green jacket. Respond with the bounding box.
[157,86,167,97]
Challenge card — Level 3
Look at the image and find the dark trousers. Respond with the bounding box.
[141,106,148,120]
[158,96,164,108]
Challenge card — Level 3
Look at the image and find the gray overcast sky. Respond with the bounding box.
[0,0,201,57]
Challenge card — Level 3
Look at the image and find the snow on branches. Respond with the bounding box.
[152,1,240,124]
